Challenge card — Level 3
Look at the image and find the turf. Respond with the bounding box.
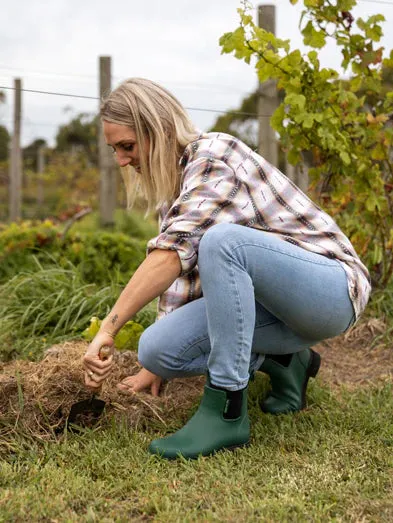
[1,376,392,522]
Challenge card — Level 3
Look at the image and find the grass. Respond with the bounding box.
[0,257,156,361]
[1,377,393,521]
[1,210,393,520]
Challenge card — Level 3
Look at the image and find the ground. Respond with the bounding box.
[0,318,392,438]
[315,317,392,389]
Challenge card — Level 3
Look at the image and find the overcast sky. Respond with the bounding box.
[1,0,393,147]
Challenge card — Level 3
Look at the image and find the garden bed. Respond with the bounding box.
[0,318,391,439]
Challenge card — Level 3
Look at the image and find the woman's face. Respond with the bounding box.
[103,121,149,171]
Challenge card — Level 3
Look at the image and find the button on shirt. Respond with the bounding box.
[147,132,371,321]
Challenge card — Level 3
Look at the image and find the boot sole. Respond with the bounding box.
[152,440,251,461]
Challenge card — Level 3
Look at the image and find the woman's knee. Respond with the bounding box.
[138,327,162,373]
[199,223,239,264]
[138,321,189,377]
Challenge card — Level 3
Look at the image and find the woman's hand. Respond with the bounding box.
[117,367,162,397]
[83,331,115,389]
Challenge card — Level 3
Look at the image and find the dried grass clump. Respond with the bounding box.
[315,318,393,389]
[0,341,204,439]
[1,318,392,440]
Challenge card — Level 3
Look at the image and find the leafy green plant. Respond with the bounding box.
[220,0,393,287]
[82,316,144,351]
[0,220,147,286]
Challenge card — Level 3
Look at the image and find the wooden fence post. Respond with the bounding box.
[9,78,22,221]
[98,56,116,227]
[257,5,279,167]
[37,145,45,207]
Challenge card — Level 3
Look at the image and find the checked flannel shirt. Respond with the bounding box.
[147,132,371,322]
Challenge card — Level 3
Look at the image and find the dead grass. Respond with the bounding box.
[0,341,204,438]
[315,318,393,389]
[0,318,392,439]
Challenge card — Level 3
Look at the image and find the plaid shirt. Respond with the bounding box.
[147,132,371,321]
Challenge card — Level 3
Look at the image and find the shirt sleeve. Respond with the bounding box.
[147,155,236,276]
[156,267,202,321]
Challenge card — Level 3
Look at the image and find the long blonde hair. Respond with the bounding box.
[100,78,199,212]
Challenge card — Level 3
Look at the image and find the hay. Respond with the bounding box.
[0,341,205,439]
[315,318,393,389]
[1,318,392,439]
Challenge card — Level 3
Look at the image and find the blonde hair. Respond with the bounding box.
[100,78,200,212]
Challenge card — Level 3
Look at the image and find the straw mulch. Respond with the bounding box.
[0,318,392,440]
[0,341,205,439]
[316,317,393,389]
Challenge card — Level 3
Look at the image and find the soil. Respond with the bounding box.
[315,317,393,389]
[0,318,392,439]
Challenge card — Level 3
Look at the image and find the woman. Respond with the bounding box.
[83,78,371,459]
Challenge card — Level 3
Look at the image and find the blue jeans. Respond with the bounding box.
[139,223,355,391]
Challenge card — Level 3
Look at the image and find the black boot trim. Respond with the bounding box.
[266,353,293,367]
[210,384,246,419]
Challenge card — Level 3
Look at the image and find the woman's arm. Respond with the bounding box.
[83,249,181,387]
[102,248,181,337]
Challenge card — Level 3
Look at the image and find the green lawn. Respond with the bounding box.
[1,376,393,522]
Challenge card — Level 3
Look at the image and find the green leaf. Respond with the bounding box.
[82,317,144,351]
[271,105,286,133]
[303,114,316,128]
[302,21,326,49]
[287,148,301,164]
[256,62,276,82]
[340,151,351,165]
[285,93,306,109]
[308,50,319,66]
[371,143,386,161]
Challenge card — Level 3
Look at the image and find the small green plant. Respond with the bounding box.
[82,316,144,351]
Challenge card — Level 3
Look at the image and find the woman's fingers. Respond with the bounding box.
[116,370,163,396]
[84,371,104,389]
[117,376,139,392]
[151,377,162,397]
[83,355,114,374]
[84,364,113,387]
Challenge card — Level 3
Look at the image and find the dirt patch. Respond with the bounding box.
[315,318,393,389]
[0,341,204,439]
[0,319,391,439]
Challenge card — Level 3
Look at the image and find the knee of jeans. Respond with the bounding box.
[138,327,162,374]
[199,223,238,264]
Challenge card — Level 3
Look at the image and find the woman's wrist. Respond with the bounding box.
[98,328,116,339]
[99,316,121,339]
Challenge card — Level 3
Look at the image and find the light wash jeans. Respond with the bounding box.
[139,223,355,391]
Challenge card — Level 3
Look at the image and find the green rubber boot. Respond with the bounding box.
[148,384,250,459]
[259,349,321,415]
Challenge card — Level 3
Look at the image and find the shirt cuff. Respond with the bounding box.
[147,235,198,276]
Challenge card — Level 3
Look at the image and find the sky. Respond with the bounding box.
[1,0,393,147]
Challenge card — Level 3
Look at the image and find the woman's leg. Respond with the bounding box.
[196,223,355,391]
[145,223,355,458]
[139,223,354,384]
[138,297,316,379]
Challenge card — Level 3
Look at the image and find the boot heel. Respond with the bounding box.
[308,350,321,378]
